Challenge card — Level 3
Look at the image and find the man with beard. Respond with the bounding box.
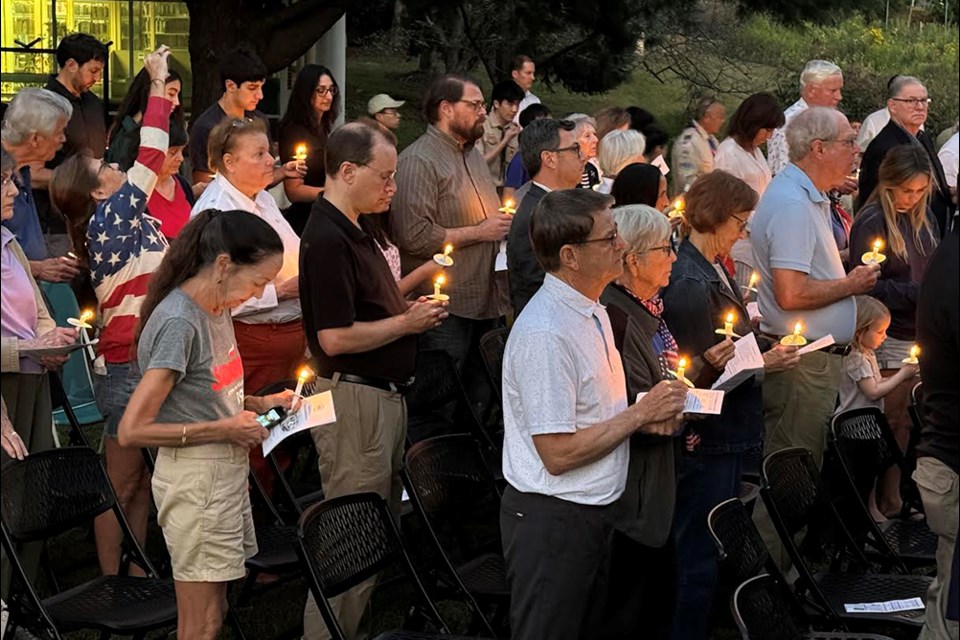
[392,74,511,428]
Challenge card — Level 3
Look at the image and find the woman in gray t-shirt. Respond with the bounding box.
[118,209,296,639]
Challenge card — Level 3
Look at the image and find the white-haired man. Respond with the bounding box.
[767,60,844,175]
[0,88,80,283]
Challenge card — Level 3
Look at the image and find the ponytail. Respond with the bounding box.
[135,208,284,342]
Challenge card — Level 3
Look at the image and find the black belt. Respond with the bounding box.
[336,373,414,395]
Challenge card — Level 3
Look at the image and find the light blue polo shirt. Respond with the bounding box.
[751,163,856,344]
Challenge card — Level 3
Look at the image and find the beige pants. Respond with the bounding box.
[302,376,407,640]
[914,457,959,640]
[753,350,842,572]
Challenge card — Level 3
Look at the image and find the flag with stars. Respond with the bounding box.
[86,95,172,363]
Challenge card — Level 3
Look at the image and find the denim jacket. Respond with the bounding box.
[661,238,764,453]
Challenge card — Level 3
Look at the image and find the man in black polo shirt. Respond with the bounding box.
[299,122,448,640]
[36,32,108,255]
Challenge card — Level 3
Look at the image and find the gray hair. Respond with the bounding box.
[566,113,597,138]
[694,96,722,121]
[519,118,576,178]
[1,147,14,175]
[612,204,670,255]
[799,60,842,90]
[599,129,646,176]
[785,106,843,163]
[1,88,73,146]
[887,75,924,99]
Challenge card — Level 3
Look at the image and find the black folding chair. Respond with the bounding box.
[829,408,937,570]
[296,492,493,640]
[48,372,92,449]
[761,448,931,630]
[732,574,895,640]
[401,435,506,636]
[0,447,176,639]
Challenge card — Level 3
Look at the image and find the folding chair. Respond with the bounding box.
[829,408,937,570]
[761,448,931,630]
[297,492,493,639]
[401,435,506,636]
[0,447,176,639]
[732,574,895,640]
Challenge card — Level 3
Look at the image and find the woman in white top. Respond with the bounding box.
[714,93,785,286]
[191,116,306,491]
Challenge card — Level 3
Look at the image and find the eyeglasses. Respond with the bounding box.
[315,85,338,98]
[223,117,257,150]
[380,109,400,117]
[575,226,620,248]
[731,212,750,232]
[356,163,397,185]
[890,97,931,108]
[549,143,581,156]
[637,236,678,257]
[458,99,486,113]
[1,175,14,190]
[818,137,857,149]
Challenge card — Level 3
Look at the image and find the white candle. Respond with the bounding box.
[294,366,313,398]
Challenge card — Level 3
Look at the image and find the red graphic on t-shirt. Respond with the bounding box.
[211,346,244,392]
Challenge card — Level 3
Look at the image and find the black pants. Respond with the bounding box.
[500,485,615,640]
[599,530,677,639]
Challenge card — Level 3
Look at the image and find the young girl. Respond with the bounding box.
[836,295,920,521]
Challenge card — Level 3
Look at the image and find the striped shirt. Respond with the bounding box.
[88,96,172,363]
[391,125,507,319]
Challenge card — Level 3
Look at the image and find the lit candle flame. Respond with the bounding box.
[80,309,95,323]
[725,312,735,324]
[435,274,446,287]
[909,345,920,359]
[297,366,313,382]
[676,356,688,380]
[748,272,759,289]
[872,239,884,253]
[294,143,308,162]
[793,322,804,337]
[499,198,516,214]
[443,244,453,258]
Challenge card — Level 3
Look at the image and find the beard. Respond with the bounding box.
[453,115,485,145]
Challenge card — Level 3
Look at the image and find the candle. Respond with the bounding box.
[499,198,516,215]
[293,365,313,398]
[667,356,695,388]
[902,344,921,365]
[715,311,739,338]
[861,238,887,265]
[433,243,455,267]
[429,274,450,301]
[743,271,759,293]
[668,197,685,219]
[293,143,308,163]
[780,321,808,346]
[67,308,96,360]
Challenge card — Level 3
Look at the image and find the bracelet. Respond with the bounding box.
[179,424,188,447]
[150,78,166,86]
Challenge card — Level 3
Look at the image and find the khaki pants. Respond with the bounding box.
[1,373,53,600]
[753,351,842,571]
[302,376,407,640]
[914,457,959,640]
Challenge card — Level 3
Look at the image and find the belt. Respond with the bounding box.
[336,373,414,395]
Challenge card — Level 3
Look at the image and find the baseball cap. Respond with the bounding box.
[367,94,405,115]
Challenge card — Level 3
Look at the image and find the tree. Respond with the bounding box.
[184,0,353,116]
[400,0,697,93]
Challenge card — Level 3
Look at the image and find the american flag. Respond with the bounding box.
[87,96,172,363]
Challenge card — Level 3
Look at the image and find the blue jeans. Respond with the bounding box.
[669,451,743,640]
[93,361,141,438]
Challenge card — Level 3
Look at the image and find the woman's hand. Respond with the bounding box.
[703,339,736,371]
[263,389,301,413]
[762,344,801,372]
[2,401,28,460]
[222,411,269,449]
[144,45,171,83]
[281,160,307,180]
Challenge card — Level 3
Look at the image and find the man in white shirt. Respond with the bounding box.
[501,188,687,640]
[767,60,844,175]
[511,55,540,124]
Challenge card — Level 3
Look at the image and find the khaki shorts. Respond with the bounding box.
[152,443,256,583]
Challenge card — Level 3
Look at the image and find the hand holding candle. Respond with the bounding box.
[715,310,740,339]
[433,243,454,267]
[429,274,450,301]
[67,309,97,360]
[668,356,695,388]
[293,143,308,164]
[499,198,516,215]
[861,238,887,265]
[901,344,920,365]
[780,322,807,346]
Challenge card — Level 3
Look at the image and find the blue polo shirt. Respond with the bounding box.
[1,166,48,261]
[751,163,856,343]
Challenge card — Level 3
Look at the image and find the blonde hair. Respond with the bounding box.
[870,144,937,261]
[853,295,890,350]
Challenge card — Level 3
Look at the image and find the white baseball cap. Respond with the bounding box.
[367,94,405,115]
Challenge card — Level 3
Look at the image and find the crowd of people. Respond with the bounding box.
[1,31,958,640]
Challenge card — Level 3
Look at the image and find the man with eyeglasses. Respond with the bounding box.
[858,76,953,237]
[392,74,512,425]
[501,188,688,640]
[750,107,881,570]
[299,123,449,640]
[507,118,587,315]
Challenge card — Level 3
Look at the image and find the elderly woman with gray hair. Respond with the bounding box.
[566,113,602,189]
[597,204,726,637]
[597,128,646,194]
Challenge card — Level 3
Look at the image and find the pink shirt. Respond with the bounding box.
[1,228,43,373]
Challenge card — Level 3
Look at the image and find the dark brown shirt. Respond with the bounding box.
[391,125,506,319]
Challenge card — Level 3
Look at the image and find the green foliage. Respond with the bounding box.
[725,14,959,132]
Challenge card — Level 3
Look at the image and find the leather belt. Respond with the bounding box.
[336,373,414,395]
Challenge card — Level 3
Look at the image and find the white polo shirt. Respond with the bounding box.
[502,273,629,506]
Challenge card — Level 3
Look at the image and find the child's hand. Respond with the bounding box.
[901,363,920,378]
